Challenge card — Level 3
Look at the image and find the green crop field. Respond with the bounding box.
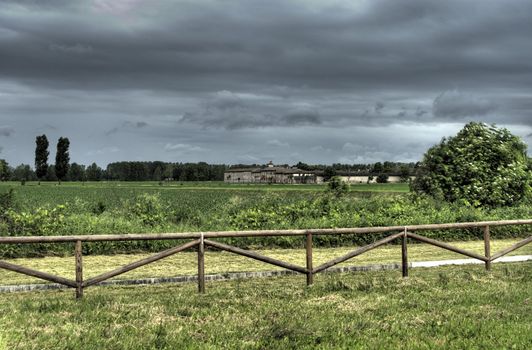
[0,181,531,257]
[0,262,530,349]
[0,181,408,210]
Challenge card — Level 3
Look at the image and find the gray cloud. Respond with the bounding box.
[0,0,530,165]
[433,90,497,119]
[181,90,322,129]
[0,126,15,137]
[280,111,321,126]
[164,143,206,153]
[1,0,532,95]
[415,107,428,117]
[267,139,289,147]
[127,121,148,128]
[375,102,385,113]
[48,43,93,55]
[105,120,149,135]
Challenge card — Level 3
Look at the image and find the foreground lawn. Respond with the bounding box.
[0,262,530,349]
[0,239,530,285]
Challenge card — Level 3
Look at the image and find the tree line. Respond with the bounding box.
[0,134,418,182]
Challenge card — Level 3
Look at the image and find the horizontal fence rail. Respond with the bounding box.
[0,219,530,299]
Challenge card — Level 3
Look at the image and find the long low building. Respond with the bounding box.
[224,162,317,184]
[224,162,412,184]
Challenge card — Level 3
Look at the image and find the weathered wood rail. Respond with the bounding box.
[0,219,530,299]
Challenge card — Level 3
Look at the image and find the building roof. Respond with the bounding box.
[226,166,311,174]
[225,167,407,177]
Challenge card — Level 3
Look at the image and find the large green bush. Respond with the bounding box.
[411,122,531,207]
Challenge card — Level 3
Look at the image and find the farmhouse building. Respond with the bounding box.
[224,162,413,184]
[224,162,317,184]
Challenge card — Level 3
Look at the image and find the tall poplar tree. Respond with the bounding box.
[35,134,49,183]
[55,137,70,183]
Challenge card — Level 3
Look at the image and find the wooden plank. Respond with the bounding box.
[75,240,83,299]
[306,232,313,286]
[0,219,530,244]
[0,260,77,288]
[198,235,205,294]
[313,232,403,274]
[402,229,408,277]
[490,235,532,261]
[407,232,488,261]
[83,240,199,288]
[483,226,491,271]
[204,239,307,274]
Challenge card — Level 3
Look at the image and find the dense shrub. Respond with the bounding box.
[327,176,349,197]
[2,205,66,236]
[412,122,531,207]
[0,189,14,217]
[376,174,389,183]
[125,193,167,227]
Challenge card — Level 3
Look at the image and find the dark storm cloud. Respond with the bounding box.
[2,0,532,95]
[180,90,321,129]
[281,112,321,126]
[0,0,531,165]
[433,90,497,119]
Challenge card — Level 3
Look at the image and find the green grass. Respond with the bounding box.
[1,180,530,257]
[0,239,530,285]
[0,262,530,349]
[0,181,410,191]
[0,181,408,209]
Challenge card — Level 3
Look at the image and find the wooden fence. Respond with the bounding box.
[0,219,531,299]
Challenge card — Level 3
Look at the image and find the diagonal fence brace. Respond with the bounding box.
[407,232,488,261]
[312,231,404,274]
[0,260,77,288]
[204,239,307,274]
[490,235,532,261]
[83,239,200,288]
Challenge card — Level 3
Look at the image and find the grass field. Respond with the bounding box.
[0,262,530,349]
[0,180,408,211]
[0,181,530,349]
[0,181,410,192]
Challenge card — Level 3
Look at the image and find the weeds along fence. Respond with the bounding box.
[0,219,530,299]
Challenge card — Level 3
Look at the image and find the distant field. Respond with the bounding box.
[0,180,408,211]
[0,262,530,349]
[0,180,409,191]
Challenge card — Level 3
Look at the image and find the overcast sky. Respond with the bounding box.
[1,0,531,167]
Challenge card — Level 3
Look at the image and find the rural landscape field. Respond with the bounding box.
[2,0,532,349]
[0,179,531,349]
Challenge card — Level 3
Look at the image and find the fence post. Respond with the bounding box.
[306,232,313,286]
[483,225,491,271]
[198,234,205,293]
[75,240,83,299]
[401,228,408,277]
